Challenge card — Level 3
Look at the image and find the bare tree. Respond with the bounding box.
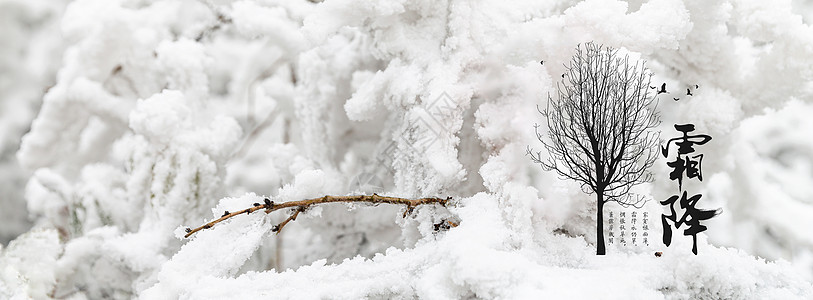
[529,43,661,255]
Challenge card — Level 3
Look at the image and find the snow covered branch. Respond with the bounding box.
[184,195,452,238]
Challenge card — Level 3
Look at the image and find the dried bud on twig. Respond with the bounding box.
[433,219,459,232]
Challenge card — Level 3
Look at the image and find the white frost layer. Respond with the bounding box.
[142,193,813,299]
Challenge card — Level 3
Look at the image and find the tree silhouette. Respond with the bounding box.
[529,43,661,255]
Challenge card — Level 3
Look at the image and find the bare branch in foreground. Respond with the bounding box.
[184,194,451,238]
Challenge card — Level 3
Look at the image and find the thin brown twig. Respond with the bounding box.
[184,194,451,238]
[272,206,304,234]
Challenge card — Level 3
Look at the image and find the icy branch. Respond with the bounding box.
[184,194,452,238]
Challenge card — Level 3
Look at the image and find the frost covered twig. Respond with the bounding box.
[184,194,451,238]
[271,206,304,234]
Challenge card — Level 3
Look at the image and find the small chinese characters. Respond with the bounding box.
[608,209,650,247]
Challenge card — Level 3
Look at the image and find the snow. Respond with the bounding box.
[2,0,813,298]
[0,229,61,299]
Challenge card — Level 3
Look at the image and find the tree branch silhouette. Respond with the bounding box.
[528,42,661,255]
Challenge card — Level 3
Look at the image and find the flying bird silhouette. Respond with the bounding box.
[657,83,667,94]
[686,88,693,96]
[695,84,699,89]
[673,98,680,101]
[540,60,544,65]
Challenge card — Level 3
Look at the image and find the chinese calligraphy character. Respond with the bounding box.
[661,124,712,190]
[661,191,721,254]
[661,123,719,255]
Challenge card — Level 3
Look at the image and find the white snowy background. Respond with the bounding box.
[1,0,813,299]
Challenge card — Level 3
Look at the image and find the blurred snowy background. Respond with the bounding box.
[1,0,813,298]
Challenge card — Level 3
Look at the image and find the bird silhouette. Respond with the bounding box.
[540,60,544,65]
[649,86,657,89]
[686,88,693,96]
[673,98,680,101]
[695,84,699,89]
[561,74,565,78]
[657,83,667,94]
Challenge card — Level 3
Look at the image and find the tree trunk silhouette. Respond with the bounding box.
[596,191,605,255]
